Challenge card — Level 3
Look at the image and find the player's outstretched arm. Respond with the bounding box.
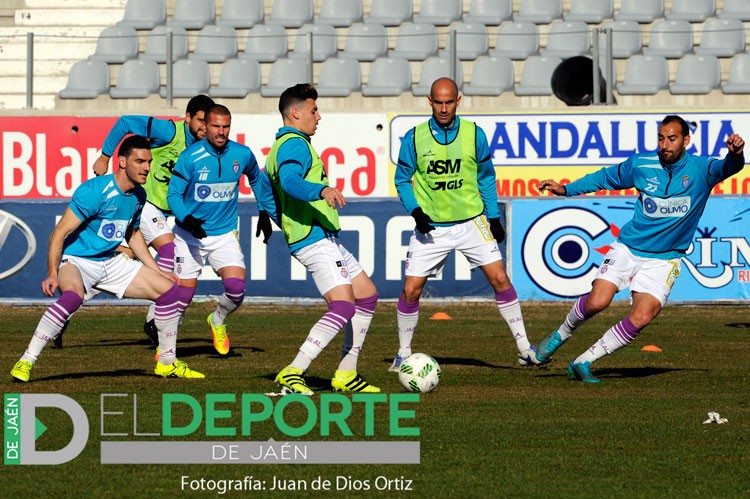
[539,179,567,196]
[92,154,111,176]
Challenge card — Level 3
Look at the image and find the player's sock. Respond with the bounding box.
[21,290,83,363]
[559,293,594,340]
[575,317,642,364]
[495,286,531,352]
[338,293,378,371]
[212,278,245,326]
[176,285,196,316]
[396,294,419,358]
[291,300,355,371]
[156,242,175,273]
[154,284,180,365]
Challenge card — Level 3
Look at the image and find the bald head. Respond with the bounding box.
[428,78,461,127]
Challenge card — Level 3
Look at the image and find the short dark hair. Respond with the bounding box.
[119,135,150,158]
[186,95,214,117]
[207,104,231,120]
[278,83,317,117]
[662,115,690,136]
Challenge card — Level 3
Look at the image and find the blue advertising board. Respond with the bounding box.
[511,197,750,301]
[0,200,505,301]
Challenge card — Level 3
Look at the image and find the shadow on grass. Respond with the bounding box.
[724,322,750,329]
[536,366,690,379]
[57,338,265,358]
[29,369,146,382]
[382,356,505,370]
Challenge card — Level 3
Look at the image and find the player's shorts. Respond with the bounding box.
[405,215,502,278]
[173,225,245,279]
[138,202,174,246]
[61,252,142,299]
[595,241,681,306]
[294,236,364,296]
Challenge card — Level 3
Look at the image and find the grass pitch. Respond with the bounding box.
[1,301,748,497]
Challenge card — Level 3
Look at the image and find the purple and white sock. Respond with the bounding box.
[22,290,83,363]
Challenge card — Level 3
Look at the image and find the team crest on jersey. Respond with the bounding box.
[682,175,689,188]
[336,260,349,278]
[233,161,240,174]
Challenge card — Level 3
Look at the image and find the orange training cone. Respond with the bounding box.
[430,312,452,320]
[641,345,663,352]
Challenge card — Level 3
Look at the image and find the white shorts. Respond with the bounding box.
[405,215,502,278]
[596,241,681,306]
[173,225,245,279]
[138,202,174,246]
[62,253,142,299]
[294,236,364,296]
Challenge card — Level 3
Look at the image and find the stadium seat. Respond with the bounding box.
[515,0,563,24]
[490,21,539,60]
[89,26,138,64]
[391,23,439,61]
[209,58,261,98]
[722,53,750,93]
[167,0,215,30]
[59,60,110,99]
[463,56,514,96]
[412,57,463,96]
[365,0,412,26]
[694,18,745,57]
[617,55,669,94]
[615,0,664,23]
[160,59,210,98]
[599,20,642,58]
[316,58,362,96]
[290,24,338,62]
[260,58,310,97]
[316,0,363,27]
[670,54,721,94]
[541,21,590,59]
[240,24,288,63]
[266,0,314,28]
[514,55,562,96]
[414,0,463,26]
[216,0,264,29]
[666,0,716,22]
[464,0,512,26]
[564,0,614,23]
[362,57,411,96]
[442,22,488,61]
[339,23,388,61]
[110,59,160,98]
[719,0,750,21]
[643,20,693,59]
[117,0,166,30]
[189,25,238,63]
[140,26,189,63]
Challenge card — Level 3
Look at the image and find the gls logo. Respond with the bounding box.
[0,210,36,280]
[4,394,88,465]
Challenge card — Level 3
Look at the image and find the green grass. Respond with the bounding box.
[1,302,749,498]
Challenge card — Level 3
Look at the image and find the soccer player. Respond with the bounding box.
[537,115,745,383]
[92,95,215,343]
[167,104,274,356]
[390,77,542,371]
[10,135,204,382]
[266,83,380,395]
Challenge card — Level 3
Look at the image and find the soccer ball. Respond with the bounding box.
[398,353,441,393]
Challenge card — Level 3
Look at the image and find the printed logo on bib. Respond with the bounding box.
[194,182,236,202]
[97,219,129,242]
[642,195,691,218]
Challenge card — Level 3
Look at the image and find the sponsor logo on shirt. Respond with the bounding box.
[642,195,691,218]
[194,182,236,202]
[97,219,129,241]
